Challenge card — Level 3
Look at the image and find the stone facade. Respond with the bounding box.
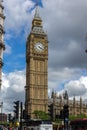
[25,5,48,119]
[49,91,87,119]
[0,1,5,88]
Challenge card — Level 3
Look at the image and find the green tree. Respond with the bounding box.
[33,110,50,120]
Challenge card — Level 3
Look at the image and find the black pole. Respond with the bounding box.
[20,102,23,130]
[64,117,65,130]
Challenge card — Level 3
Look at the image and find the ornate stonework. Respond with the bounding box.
[25,5,48,119]
[49,91,87,119]
[0,0,5,88]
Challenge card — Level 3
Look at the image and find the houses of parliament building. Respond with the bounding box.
[49,90,87,119]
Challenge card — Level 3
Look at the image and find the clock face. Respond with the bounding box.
[34,42,44,52]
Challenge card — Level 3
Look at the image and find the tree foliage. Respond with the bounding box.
[33,110,50,120]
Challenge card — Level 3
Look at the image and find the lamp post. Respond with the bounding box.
[63,91,69,130]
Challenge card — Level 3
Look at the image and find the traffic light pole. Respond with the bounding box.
[20,102,23,130]
[64,118,65,130]
[13,100,19,121]
[13,101,23,129]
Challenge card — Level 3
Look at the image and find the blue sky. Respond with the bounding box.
[4,31,26,72]
[4,0,43,73]
[1,0,87,113]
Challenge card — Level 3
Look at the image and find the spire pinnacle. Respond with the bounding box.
[34,0,41,20]
[36,0,38,6]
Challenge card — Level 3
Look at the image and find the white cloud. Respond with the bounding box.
[4,44,11,54]
[2,70,25,92]
[64,76,87,99]
[48,67,82,93]
[41,0,87,69]
[1,67,81,113]
[4,0,34,33]
[65,80,86,96]
[0,70,25,113]
[2,0,87,112]
[1,68,87,113]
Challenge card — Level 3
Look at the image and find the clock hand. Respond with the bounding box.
[38,46,43,49]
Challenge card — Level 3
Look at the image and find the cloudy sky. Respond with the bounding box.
[1,0,87,113]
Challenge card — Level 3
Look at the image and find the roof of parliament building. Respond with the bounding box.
[48,91,87,117]
[49,91,87,108]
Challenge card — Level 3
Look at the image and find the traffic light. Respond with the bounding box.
[13,100,19,119]
[8,113,11,122]
[48,103,53,120]
[63,104,69,119]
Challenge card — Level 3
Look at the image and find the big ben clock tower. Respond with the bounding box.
[25,3,48,119]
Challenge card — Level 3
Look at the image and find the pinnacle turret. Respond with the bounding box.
[34,4,41,20]
[34,0,41,20]
[31,2,46,36]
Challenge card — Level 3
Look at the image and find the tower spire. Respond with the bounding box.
[31,0,46,35]
[34,0,41,20]
[36,0,38,6]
